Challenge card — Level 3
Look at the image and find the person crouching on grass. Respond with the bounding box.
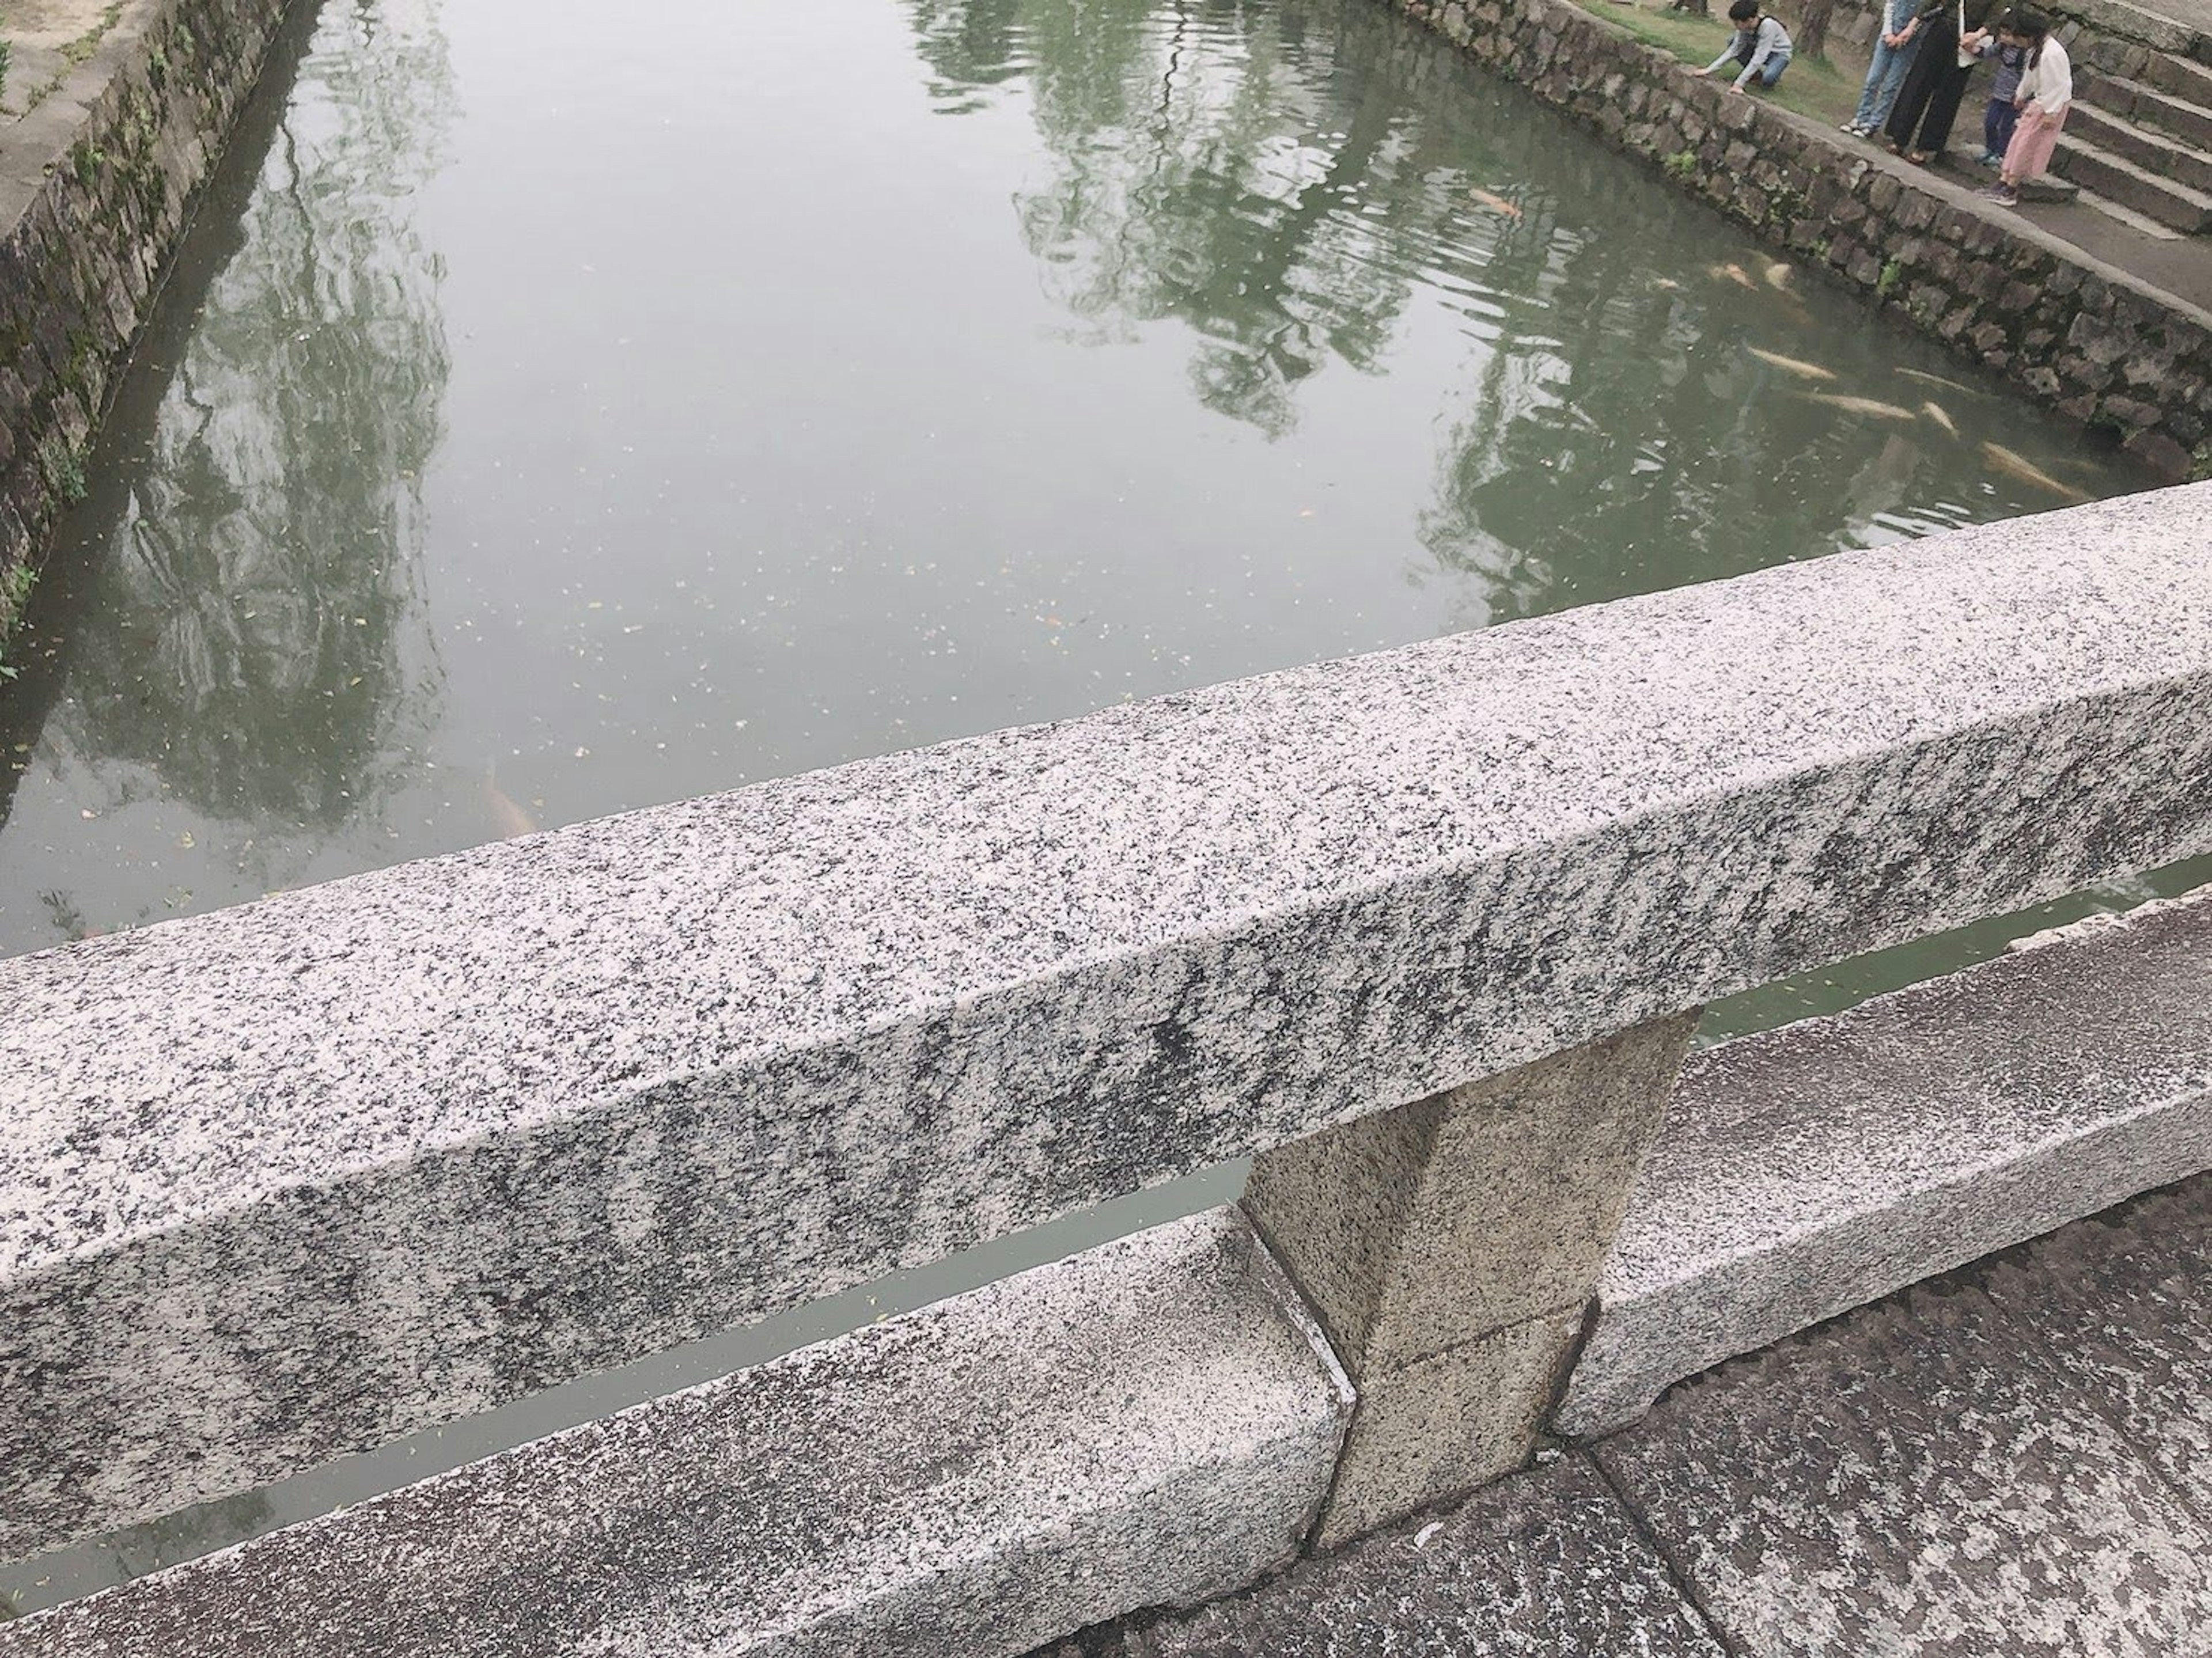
[1694,0,1794,94]
[1984,9,2070,206]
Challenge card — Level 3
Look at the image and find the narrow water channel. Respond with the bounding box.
[0,0,2161,968]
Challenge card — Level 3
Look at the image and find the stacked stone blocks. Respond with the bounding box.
[0,0,294,640]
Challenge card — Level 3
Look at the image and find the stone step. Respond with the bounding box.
[2081,69,2212,149]
[2142,47,2212,107]
[1552,886,2212,1437]
[2051,132,2212,230]
[2075,183,2190,238]
[2078,33,2165,88]
[2070,98,2212,195]
[2066,0,2200,58]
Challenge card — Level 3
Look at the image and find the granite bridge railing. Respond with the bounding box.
[9,487,2212,1653]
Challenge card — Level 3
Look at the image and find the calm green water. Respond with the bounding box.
[0,0,2158,972]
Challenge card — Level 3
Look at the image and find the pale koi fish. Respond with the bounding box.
[482,767,539,840]
[1897,366,1978,395]
[1746,346,1836,381]
[1469,188,1524,219]
[1981,441,2091,502]
[1921,400,1959,438]
[1804,392,1918,419]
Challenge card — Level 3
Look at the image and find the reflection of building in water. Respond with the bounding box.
[52,0,456,833]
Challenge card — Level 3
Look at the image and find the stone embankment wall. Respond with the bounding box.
[0,0,296,644]
[1386,0,2212,478]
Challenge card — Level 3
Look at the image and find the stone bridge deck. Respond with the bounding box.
[1070,1168,2212,1656]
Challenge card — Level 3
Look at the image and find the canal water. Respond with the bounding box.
[0,0,2164,980]
[0,0,2195,1614]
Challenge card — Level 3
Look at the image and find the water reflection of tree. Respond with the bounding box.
[54,0,454,829]
[1418,225,1756,627]
[902,0,1755,518]
[908,0,1993,621]
[908,0,1029,114]
[911,0,1467,435]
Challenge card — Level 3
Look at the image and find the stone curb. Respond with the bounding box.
[1556,882,2212,1435]
[2,1206,1354,1657]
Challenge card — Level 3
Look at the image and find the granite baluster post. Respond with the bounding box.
[1242,1011,1700,1547]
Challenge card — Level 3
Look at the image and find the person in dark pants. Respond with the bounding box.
[1884,0,1995,162]
[1968,13,2028,165]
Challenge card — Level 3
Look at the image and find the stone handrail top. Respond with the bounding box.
[5,487,2212,1287]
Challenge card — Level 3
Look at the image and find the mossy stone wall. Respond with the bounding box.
[0,0,297,643]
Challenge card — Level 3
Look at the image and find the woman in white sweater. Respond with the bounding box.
[1987,12,2072,207]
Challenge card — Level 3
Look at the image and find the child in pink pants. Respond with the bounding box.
[1985,11,2071,207]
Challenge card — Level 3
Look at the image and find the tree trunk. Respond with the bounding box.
[1795,0,1840,59]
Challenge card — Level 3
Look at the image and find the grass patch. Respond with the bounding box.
[53,448,87,505]
[1570,1,1863,128]
[0,561,36,682]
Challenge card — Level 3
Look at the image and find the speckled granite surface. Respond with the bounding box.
[1107,1171,2212,1658]
[1,1208,1353,1657]
[1983,1175,2212,1516]
[1245,1014,1696,1542]
[1598,1249,2212,1656]
[13,489,2212,1555]
[1558,884,2212,1434]
[1247,1016,1698,1379]
[1119,1455,1726,1656]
